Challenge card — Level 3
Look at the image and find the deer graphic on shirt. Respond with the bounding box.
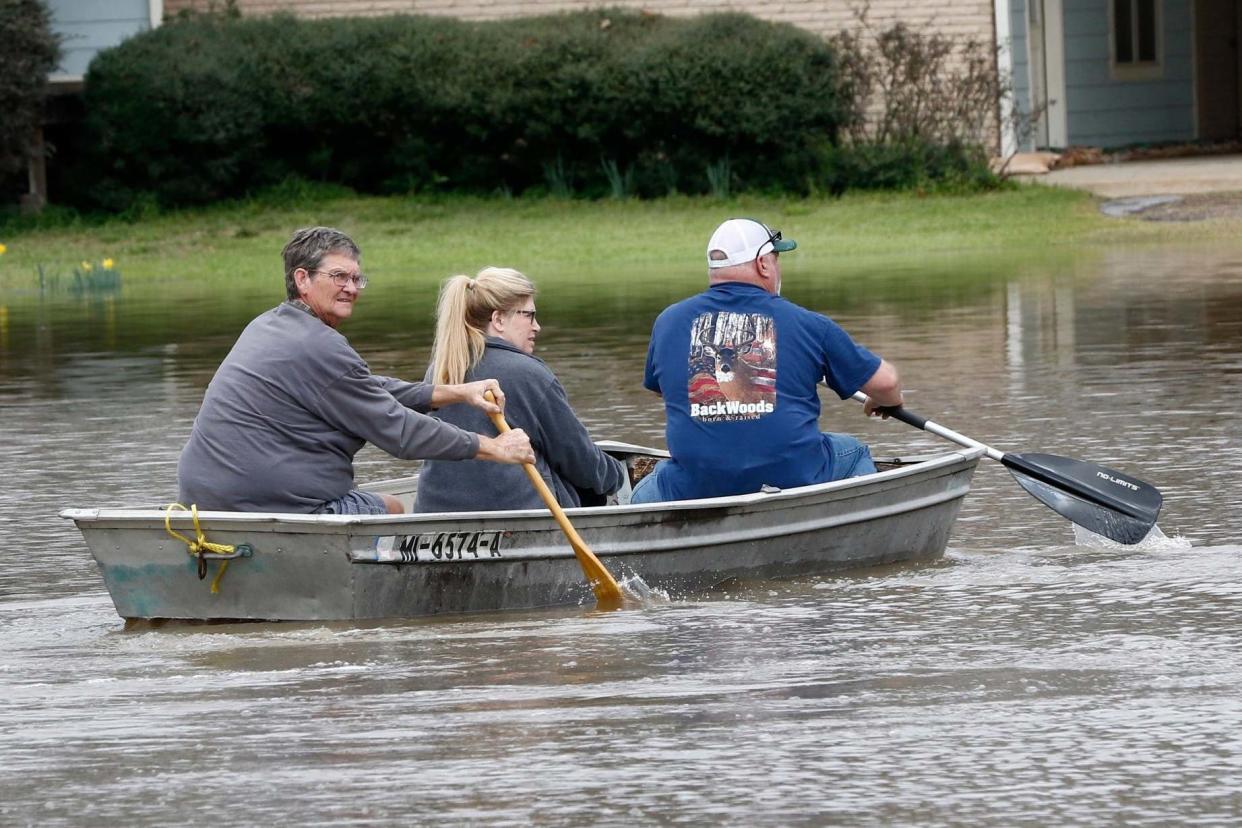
[687,311,777,422]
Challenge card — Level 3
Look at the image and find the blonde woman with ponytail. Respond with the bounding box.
[414,267,626,513]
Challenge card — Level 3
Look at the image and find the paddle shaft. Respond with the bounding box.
[516,460,592,558]
[851,391,1004,461]
[483,394,624,607]
[857,394,1132,513]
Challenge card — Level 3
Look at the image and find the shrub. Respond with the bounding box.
[0,0,61,178]
[822,140,998,194]
[825,3,1003,192]
[829,7,1002,148]
[60,8,845,209]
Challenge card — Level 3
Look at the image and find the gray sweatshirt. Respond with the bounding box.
[414,337,624,512]
[177,302,478,512]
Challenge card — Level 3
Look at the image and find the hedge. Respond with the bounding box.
[60,9,847,209]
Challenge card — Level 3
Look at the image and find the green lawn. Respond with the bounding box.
[0,184,1231,292]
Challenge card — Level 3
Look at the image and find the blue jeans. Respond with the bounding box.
[312,489,389,515]
[829,432,877,479]
[630,433,876,505]
[629,459,677,504]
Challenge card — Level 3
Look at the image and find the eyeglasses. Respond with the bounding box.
[511,309,537,322]
[756,229,782,261]
[311,269,368,289]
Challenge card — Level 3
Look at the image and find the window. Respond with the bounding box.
[1112,0,1162,79]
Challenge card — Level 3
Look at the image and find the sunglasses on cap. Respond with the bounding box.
[756,228,783,260]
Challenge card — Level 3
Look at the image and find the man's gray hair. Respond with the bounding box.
[282,227,361,300]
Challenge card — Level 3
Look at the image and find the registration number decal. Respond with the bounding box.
[353,531,506,564]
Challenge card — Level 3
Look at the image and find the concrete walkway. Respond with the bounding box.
[1037,154,1242,198]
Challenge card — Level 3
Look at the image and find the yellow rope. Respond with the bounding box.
[164,503,234,594]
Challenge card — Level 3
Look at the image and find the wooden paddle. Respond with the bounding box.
[483,391,625,609]
[853,392,1163,544]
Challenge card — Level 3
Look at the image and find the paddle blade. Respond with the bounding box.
[1002,453,1163,545]
[574,542,626,610]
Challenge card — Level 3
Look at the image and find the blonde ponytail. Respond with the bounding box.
[429,267,536,386]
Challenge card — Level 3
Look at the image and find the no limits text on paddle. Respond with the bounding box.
[854,392,1164,545]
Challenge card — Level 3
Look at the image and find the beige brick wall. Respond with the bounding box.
[163,0,996,45]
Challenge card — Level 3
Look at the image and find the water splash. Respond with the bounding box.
[1072,522,1193,552]
[617,573,671,607]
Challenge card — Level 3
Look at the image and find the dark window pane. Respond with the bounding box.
[1114,0,1134,63]
[1136,0,1157,62]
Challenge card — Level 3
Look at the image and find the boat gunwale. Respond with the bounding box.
[59,447,984,528]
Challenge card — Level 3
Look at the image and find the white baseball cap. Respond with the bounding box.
[706,218,797,269]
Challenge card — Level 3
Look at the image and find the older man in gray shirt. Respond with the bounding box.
[177,227,533,514]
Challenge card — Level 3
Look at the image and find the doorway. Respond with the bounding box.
[1196,0,1242,140]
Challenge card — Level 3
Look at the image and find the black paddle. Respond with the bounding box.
[853,392,1164,545]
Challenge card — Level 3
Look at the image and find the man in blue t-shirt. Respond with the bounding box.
[631,218,905,504]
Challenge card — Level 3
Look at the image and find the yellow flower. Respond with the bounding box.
[102,258,115,270]
[0,243,7,255]
[81,261,93,271]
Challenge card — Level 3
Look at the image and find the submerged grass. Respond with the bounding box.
[0,184,1235,293]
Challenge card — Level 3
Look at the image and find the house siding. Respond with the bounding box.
[1062,0,1194,147]
[163,0,996,46]
[47,0,153,80]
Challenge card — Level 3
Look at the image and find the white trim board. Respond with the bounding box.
[1044,0,1069,147]
[994,0,1017,156]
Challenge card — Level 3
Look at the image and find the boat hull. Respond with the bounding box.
[61,448,982,621]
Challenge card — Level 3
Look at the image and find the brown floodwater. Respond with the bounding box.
[1,240,1240,825]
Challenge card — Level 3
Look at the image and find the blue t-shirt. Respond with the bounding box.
[643,282,881,500]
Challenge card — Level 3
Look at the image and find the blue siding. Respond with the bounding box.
[47,0,151,79]
[1070,104,1195,135]
[1009,0,1036,151]
[1062,0,1194,147]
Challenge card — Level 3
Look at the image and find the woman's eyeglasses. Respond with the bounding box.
[312,269,368,289]
[511,309,537,322]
